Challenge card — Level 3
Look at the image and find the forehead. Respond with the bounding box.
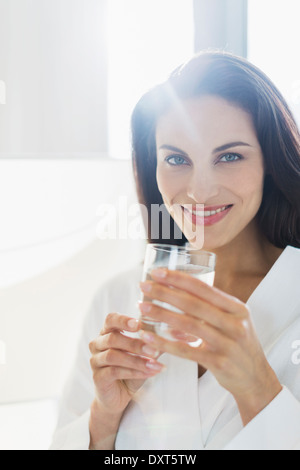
[155,95,257,147]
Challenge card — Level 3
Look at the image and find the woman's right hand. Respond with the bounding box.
[89,312,164,417]
[88,312,164,449]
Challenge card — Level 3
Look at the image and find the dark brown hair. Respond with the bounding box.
[131,51,300,248]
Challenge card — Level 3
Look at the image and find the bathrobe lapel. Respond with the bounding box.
[116,353,203,449]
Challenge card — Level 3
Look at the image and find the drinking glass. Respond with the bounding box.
[139,243,216,345]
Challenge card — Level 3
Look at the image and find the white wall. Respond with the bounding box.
[0,0,107,155]
[0,158,145,404]
[0,158,140,287]
[0,236,145,404]
[0,0,147,407]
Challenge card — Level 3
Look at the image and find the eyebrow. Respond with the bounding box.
[213,141,252,153]
[158,141,252,155]
[158,144,188,155]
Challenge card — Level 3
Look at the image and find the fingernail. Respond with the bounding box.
[151,268,168,279]
[142,344,159,358]
[145,360,164,371]
[140,330,155,343]
[140,281,152,293]
[139,302,151,314]
[127,319,139,330]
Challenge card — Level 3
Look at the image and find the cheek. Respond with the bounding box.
[247,168,264,196]
[156,167,177,203]
[234,168,265,208]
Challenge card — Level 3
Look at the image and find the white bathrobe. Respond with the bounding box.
[50,245,300,450]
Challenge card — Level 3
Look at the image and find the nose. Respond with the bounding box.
[186,166,219,203]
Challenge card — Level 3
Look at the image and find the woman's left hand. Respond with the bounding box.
[139,268,282,426]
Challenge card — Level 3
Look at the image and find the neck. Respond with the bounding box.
[208,220,283,301]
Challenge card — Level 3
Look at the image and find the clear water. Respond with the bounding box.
[140,265,215,346]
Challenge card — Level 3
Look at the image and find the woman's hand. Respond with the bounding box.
[88,312,163,449]
[139,268,282,426]
[89,312,164,413]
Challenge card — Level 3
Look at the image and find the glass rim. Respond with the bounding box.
[146,243,216,258]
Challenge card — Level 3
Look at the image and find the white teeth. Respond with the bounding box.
[185,205,229,217]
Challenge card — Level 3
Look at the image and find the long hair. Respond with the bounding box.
[131,51,300,248]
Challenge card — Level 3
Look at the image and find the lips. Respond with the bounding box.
[182,204,233,226]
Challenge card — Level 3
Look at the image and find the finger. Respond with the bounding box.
[149,268,245,314]
[139,301,229,350]
[100,312,140,335]
[169,329,201,344]
[93,366,158,387]
[140,329,242,376]
[139,299,244,340]
[92,330,160,359]
[140,282,225,329]
[90,348,165,374]
[140,329,213,367]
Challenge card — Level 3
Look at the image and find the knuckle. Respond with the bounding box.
[105,332,115,348]
[104,348,118,364]
[105,312,116,325]
[174,340,189,355]
[235,318,249,339]
[90,355,97,370]
[241,304,251,319]
[230,305,251,340]
[215,355,230,372]
[89,340,95,353]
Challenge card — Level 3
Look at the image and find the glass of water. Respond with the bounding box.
[139,243,216,344]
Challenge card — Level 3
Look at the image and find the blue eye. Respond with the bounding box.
[165,155,188,166]
[219,153,242,162]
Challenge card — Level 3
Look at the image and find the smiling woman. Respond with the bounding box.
[51,51,300,451]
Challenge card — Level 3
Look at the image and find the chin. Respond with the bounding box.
[187,233,231,252]
[187,236,205,250]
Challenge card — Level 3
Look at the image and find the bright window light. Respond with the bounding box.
[248,0,300,126]
[107,0,194,159]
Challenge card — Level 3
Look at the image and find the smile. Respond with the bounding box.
[181,204,233,226]
[191,205,230,217]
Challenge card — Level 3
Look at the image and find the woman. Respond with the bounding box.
[50,51,300,450]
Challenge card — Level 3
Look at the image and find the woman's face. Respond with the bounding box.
[155,95,265,251]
